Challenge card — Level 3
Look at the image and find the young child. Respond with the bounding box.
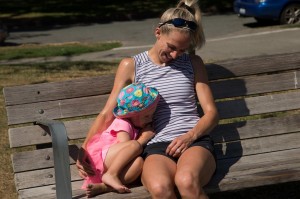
[81,83,159,197]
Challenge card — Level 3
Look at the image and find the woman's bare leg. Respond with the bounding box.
[175,146,216,199]
[141,155,177,199]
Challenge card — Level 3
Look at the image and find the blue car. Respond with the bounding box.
[234,0,300,24]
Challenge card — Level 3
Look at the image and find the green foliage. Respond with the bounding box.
[0,0,234,30]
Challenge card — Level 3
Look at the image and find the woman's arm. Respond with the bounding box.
[77,57,135,177]
[166,55,219,156]
[82,57,136,148]
[187,54,219,140]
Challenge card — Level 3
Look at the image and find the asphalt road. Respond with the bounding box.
[5,14,300,62]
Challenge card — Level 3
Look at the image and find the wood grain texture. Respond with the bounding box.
[9,119,94,148]
[3,74,115,106]
[12,131,300,190]
[217,90,300,119]
[211,70,299,99]
[5,87,300,125]
[6,94,109,125]
[4,52,300,198]
[206,52,300,80]
[9,113,300,148]
[16,148,300,198]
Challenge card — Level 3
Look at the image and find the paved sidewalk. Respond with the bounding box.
[2,27,299,65]
[1,15,300,64]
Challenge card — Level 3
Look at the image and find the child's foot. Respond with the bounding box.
[86,183,110,198]
[102,173,131,193]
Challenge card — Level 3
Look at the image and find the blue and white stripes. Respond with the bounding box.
[134,51,200,144]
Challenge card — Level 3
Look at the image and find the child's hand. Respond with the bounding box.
[137,124,155,146]
[76,147,95,178]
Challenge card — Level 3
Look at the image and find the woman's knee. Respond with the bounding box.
[142,155,177,198]
[175,171,198,190]
[175,171,209,198]
[145,180,174,198]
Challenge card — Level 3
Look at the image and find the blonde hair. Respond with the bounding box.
[159,0,205,50]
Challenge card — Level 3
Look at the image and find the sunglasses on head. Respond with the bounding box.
[158,18,197,31]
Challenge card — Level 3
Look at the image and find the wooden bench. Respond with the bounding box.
[3,52,300,199]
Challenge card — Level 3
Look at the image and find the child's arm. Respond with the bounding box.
[117,131,131,142]
[136,123,155,146]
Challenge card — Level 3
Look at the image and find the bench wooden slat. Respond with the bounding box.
[4,53,299,107]
[215,148,300,174]
[13,131,300,190]
[3,75,115,106]
[209,165,300,193]
[217,90,300,119]
[215,131,300,159]
[9,119,94,148]
[14,165,81,190]
[211,70,299,99]
[206,52,300,80]
[4,52,300,199]
[16,148,300,199]
[8,112,300,148]
[206,148,300,193]
[12,145,80,173]
[18,181,151,199]
[11,123,300,174]
[220,158,300,181]
[6,94,109,125]
[6,87,300,125]
[211,113,300,142]
[18,181,85,199]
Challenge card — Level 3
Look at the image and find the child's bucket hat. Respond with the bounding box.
[113,83,160,118]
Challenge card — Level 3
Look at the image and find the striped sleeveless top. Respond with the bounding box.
[134,51,200,145]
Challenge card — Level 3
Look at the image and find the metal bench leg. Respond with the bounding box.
[35,119,72,199]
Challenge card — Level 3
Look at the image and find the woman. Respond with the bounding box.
[77,0,219,198]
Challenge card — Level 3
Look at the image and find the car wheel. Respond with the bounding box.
[280,4,300,24]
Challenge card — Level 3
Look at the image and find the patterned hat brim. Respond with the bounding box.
[113,95,160,119]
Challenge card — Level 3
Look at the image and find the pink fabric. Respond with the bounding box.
[81,118,138,189]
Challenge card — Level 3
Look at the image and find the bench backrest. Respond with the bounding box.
[3,52,300,198]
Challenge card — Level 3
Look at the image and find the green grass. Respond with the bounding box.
[0,61,119,88]
[0,42,121,60]
[0,0,175,28]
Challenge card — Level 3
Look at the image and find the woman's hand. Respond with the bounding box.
[76,147,95,178]
[166,133,194,157]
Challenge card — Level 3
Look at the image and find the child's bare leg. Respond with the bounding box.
[86,183,112,198]
[102,174,130,193]
[103,140,143,193]
[119,156,144,184]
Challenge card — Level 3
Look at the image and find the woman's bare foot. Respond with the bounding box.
[86,183,111,198]
[102,173,131,193]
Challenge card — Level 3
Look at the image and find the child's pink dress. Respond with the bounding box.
[82,118,138,189]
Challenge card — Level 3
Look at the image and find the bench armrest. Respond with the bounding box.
[35,119,72,199]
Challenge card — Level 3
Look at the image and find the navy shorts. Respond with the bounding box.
[142,135,216,163]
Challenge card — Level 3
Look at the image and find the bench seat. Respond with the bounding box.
[3,52,300,199]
